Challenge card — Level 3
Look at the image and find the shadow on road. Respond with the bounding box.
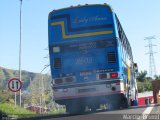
[18,104,159,120]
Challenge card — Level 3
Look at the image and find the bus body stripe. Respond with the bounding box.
[54,91,124,100]
[50,14,113,32]
[53,79,122,89]
[51,21,113,39]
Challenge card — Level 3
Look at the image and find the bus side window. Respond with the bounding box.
[107,52,116,63]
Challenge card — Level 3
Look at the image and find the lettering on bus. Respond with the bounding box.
[73,16,108,24]
[75,57,93,65]
[79,42,96,50]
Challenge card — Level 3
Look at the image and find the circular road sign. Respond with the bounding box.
[8,78,22,92]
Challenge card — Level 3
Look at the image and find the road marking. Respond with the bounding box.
[142,106,154,120]
[143,106,154,114]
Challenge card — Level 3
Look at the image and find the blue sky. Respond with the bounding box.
[0,0,160,75]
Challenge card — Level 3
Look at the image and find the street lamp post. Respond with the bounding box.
[19,0,23,107]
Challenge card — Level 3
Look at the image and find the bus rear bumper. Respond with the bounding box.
[52,80,125,105]
[55,92,125,107]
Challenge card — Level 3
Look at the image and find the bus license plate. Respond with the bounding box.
[78,88,96,93]
[106,84,111,88]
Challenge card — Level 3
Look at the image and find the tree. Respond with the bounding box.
[155,75,160,80]
[137,71,147,82]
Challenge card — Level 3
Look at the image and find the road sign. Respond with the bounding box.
[8,78,22,92]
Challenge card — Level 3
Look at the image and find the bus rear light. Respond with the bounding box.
[65,77,74,83]
[54,76,75,84]
[55,78,63,84]
[110,72,118,78]
[99,74,107,79]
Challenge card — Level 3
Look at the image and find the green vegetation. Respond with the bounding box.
[0,66,65,118]
[155,75,160,80]
[0,102,66,119]
[0,90,14,103]
[137,81,152,93]
[0,66,51,91]
[136,70,160,93]
[0,66,52,104]
[0,102,36,118]
[47,108,66,115]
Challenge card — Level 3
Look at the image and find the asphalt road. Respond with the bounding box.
[18,105,160,120]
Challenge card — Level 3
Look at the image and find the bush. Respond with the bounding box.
[0,90,14,103]
[137,82,152,93]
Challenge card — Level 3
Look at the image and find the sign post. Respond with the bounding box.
[8,78,22,107]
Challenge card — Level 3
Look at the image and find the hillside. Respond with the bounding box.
[0,66,51,91]
[0,66,65,115]
[0,66,53,105]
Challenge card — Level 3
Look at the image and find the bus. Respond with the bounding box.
[48,4,138,114]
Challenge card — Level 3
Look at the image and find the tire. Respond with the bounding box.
[109,101,120,110]
[91,106,97,112]
[121,98,129,108]
[90,104,99,112]
[66,104,85,114]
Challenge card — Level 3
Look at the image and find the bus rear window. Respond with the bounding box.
[51,39,116,53]
[108,52,116,63]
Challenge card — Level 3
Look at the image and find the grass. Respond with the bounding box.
[0,102,66,119]
[0,102,37,118]
[47,108,66,115]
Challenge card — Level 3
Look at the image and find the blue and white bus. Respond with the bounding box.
[48,4,138,113]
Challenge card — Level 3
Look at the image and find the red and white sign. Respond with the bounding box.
[8,78,22,92]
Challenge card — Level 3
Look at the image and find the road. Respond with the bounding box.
[18,105,160,120]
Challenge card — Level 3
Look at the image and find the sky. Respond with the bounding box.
[0,0,160,75]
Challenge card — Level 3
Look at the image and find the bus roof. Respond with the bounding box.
[49,3,113,16]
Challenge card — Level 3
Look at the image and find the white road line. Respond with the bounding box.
[142,106,154,120]
[143,106,154,114]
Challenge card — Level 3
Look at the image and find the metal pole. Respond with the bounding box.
[15,92,17,107]
[19,0,23,107]
[39,65,49,114]
[38,72,41,114]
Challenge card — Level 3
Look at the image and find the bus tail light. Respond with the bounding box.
[110,72,118,78]
[65,77,74,83]
[54,76,75,84]
[99,74,107,79]
[55,78,63,84]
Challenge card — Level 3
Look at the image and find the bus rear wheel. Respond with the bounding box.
[121,98,129,108]
[66,104,85,114]
[90,104,99,112]
[121,94,131,109]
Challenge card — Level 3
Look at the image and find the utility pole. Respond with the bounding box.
[39,65,49,113]
[39,75,42,114]
[145,36,157,79]
[19,0,23,107]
